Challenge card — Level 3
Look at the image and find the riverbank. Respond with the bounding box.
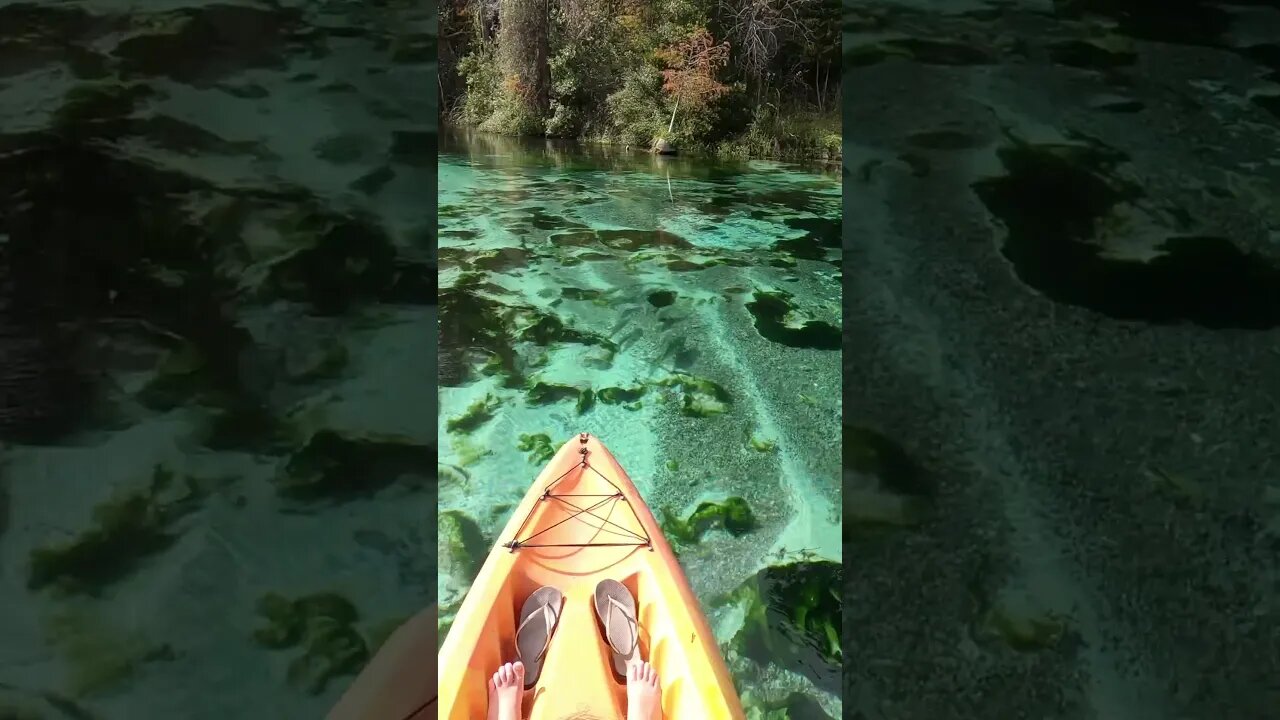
[442,110,842,163]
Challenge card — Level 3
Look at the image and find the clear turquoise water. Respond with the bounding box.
[437,130,843,717]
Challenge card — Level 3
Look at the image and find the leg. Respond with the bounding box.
[625,661,661,720]
[486,661,525,720]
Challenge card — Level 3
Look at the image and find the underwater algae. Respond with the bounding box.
[42,606,173,698]
[721,561,842,693]
[660,496,758,548]
[252,592,369,696]
[28,466,204,595]
[273,428,431,502]
[516,433,556,465]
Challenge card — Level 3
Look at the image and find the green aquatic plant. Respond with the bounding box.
[252,592,369,695]
[43,606,172,698]
[660,508,699,546]
[264,210,406,315]
[53,81,151,128]
[979,603,1066,652]
[135,342,208,410]
[597,386,646,404]
[660,497,756,547]
[439,510,487,580]
[439,278,522,387]
[519,314,609,348]
[748,435,777,453]
[28,465,203,594]
[647,290,677,307]
[741,690,835,720]
[523,382,594,415]
[275,430,430,501]
[0,701,43,719]
[446,395,499,434]
[517,434,556,465]
[658,373,731,418]
[561,287,608,301]
[450,436,492,467]
[721,561,841,691]
[284,343,348,382]
[524,382,578,406]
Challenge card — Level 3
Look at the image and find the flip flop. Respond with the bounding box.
[593,579,639,678]
[515,586,563,689]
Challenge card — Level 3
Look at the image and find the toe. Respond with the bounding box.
[513,660,526,685]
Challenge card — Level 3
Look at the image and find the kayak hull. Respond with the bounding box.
[438,434,746,720]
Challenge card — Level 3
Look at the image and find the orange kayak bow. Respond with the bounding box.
[437,433,746,720]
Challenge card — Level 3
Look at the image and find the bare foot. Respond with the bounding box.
[486,661,525,720]
[626,661,661,720]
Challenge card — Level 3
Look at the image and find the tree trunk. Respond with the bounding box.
[667,95,680,135]
[497,0,550,123]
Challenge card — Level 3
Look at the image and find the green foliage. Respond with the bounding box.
[443,0,839,160]
[456,38,544,134]
[723,104,842,162]
[606,66,667,146]
[456,41,501,127]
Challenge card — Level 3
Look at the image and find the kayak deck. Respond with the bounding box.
[438,434,745,720]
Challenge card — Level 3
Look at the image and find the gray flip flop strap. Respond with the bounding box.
[604,595,639,656]
[516,602,557,662]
